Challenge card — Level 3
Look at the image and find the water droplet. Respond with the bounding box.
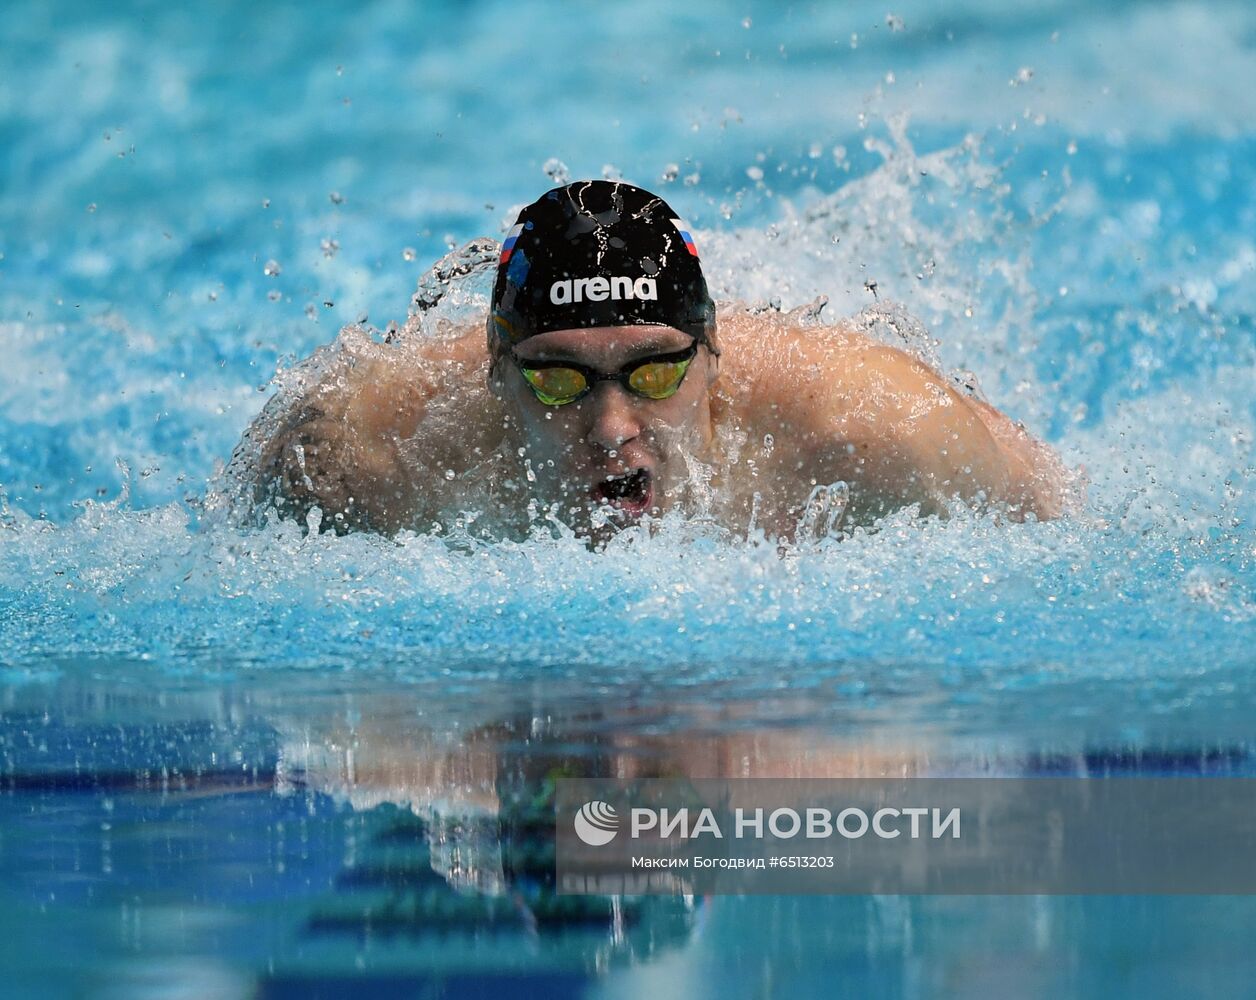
[542,158,570,183]
[263,259,281,277]
[267,290,282,302]
[1011,66,1034,86]
[305,304,317,320]
[885,13,905,31]
[402,247,416,261]
[661,163,680,182]
[746,165,764,181]
[329,190,345,205]
[601,163,622,181]
[261,198,270,208]
[444,469,456,481]
[683,172,701,186]
[320,238,339,258]
[808,142,822,159]
[1066,139,1078,155]
[86,203,97,213]
[741,16,752,28]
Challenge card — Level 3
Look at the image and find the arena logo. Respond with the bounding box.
[549,276,658,305]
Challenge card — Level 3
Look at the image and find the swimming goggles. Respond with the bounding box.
[511,342,699,407]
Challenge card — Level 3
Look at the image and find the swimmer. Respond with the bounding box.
[247,180,1071,539]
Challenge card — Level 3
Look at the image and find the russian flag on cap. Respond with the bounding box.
[500,223,525,265]
[671,218,699,257]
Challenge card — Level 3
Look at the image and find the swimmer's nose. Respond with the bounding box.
[585,383,643,452]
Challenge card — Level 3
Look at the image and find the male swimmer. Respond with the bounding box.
[250,180,1069,539]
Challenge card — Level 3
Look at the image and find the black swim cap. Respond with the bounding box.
[489,180,716,354]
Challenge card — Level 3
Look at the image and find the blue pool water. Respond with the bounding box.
[2,1,1255,996]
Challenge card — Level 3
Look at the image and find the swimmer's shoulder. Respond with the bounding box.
[715,311,884,433]
[714,308,1070,520]
[258,323,493,533]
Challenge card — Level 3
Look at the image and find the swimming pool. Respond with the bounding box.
[2,0,1254,996]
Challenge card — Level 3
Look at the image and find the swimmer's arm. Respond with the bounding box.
[962,394,1072,518]
[807,344,1065,520]
[258,359,429,534]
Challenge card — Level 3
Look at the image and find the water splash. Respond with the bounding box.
[407,238,500,336]
[0,116,1249,729]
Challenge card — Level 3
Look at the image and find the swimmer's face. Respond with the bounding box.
[492,324,719,529]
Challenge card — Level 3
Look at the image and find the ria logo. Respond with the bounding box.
[549,276,658,305]
[573,801,619,845]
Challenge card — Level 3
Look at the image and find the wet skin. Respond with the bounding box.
[252,310,1071,538]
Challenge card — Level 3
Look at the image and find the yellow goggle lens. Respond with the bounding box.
[521,366,589,405]
[627,357,692,399]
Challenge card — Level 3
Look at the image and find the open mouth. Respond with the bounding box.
[593,468,654,516]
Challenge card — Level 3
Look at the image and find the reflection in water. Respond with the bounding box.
[4,670,1256,998]
[261,687,934,986]
[0,670,936,995]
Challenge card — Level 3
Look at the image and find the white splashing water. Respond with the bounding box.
[1,123,1251,727]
